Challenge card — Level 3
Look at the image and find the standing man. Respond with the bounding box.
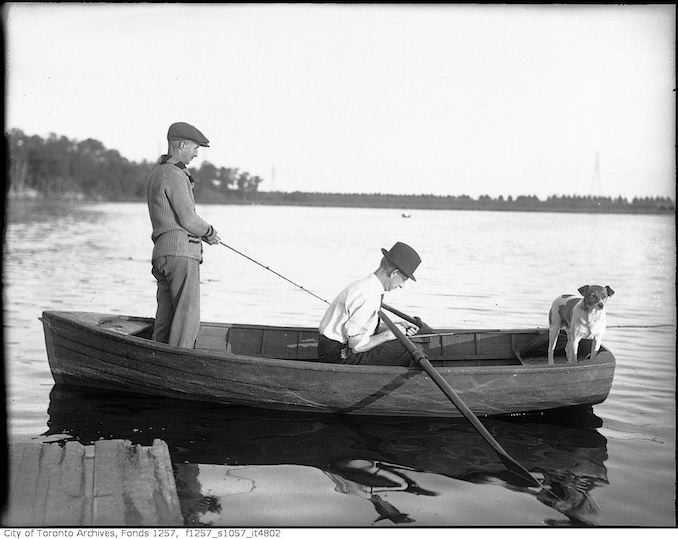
[146,121,220,348]
[318,242,422,366]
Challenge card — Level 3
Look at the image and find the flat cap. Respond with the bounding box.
[167,122,210,147]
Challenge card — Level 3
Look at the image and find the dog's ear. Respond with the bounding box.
[578,285,590,296]
[606,286,615,297]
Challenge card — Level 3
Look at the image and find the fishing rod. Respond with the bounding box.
[219,241,331,305]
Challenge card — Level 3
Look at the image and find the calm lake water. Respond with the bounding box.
[2,199,676,527]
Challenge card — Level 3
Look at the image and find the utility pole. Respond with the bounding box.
[591,150,601,196]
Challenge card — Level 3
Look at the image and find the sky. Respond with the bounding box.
[4,3,676,199]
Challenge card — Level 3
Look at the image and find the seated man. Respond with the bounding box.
[318,242,422,366]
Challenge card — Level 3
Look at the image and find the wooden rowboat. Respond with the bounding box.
[40,311,615,418]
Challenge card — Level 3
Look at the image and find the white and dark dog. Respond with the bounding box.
[548,285,615,364]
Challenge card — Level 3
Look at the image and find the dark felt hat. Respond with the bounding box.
[167,122,210,147]
[381,242,421,281]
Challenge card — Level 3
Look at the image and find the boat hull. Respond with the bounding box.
[41,311,615,418]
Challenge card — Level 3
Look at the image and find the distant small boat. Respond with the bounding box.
[401,212,412,218]
[41,311,616,418]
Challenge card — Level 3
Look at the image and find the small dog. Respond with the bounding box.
[548,285,615,364]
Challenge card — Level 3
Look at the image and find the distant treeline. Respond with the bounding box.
[253,191,676,214]
[5,129,675,214]
[5,129,264,202]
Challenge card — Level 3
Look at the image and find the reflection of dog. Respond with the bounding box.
[548,285,615,364]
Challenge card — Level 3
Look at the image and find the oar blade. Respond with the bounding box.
[498,454,542,488]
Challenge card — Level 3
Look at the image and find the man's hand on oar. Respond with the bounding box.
[382,303,436,335]
[391,321,418,338]
[412,316,436,335]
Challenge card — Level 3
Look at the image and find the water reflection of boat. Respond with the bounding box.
[324,459,439,524]
[44,386,609,526]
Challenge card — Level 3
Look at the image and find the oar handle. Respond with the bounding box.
[378,310,540,489]
[381,303,419,327]
[381,303,435,334]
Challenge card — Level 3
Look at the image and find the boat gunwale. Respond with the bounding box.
[41,310,616,376]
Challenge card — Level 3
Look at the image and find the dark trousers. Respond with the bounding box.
[318,334,415,367]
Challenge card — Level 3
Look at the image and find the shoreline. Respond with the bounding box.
[6,190,675,215]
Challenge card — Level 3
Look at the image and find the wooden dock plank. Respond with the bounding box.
[92,439,126,526]
[3,439,182,527]
[7,443,25,494]
[92,492,126,527]
[32,443,63,525]
[82,444,95,525]
[4,443,42,526]
[123,442,158,525]
[61,441,87,496]
[150,439,183,525]
[44,442,86,526]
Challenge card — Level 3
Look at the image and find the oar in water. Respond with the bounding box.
[378,309,541,488]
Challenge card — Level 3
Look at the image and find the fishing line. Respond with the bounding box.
[220,242,672,331]
[220,242,674,330]
[219,241,331,305]
[607,324,675,329]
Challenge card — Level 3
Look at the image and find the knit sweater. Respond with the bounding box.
[146,155,213,262]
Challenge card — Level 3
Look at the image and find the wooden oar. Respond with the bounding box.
[381,303,419,325]
[378,310,541,488]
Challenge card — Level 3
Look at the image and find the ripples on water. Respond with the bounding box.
[3,199,676,526]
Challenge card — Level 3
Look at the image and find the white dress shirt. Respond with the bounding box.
[319,273,384,350]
